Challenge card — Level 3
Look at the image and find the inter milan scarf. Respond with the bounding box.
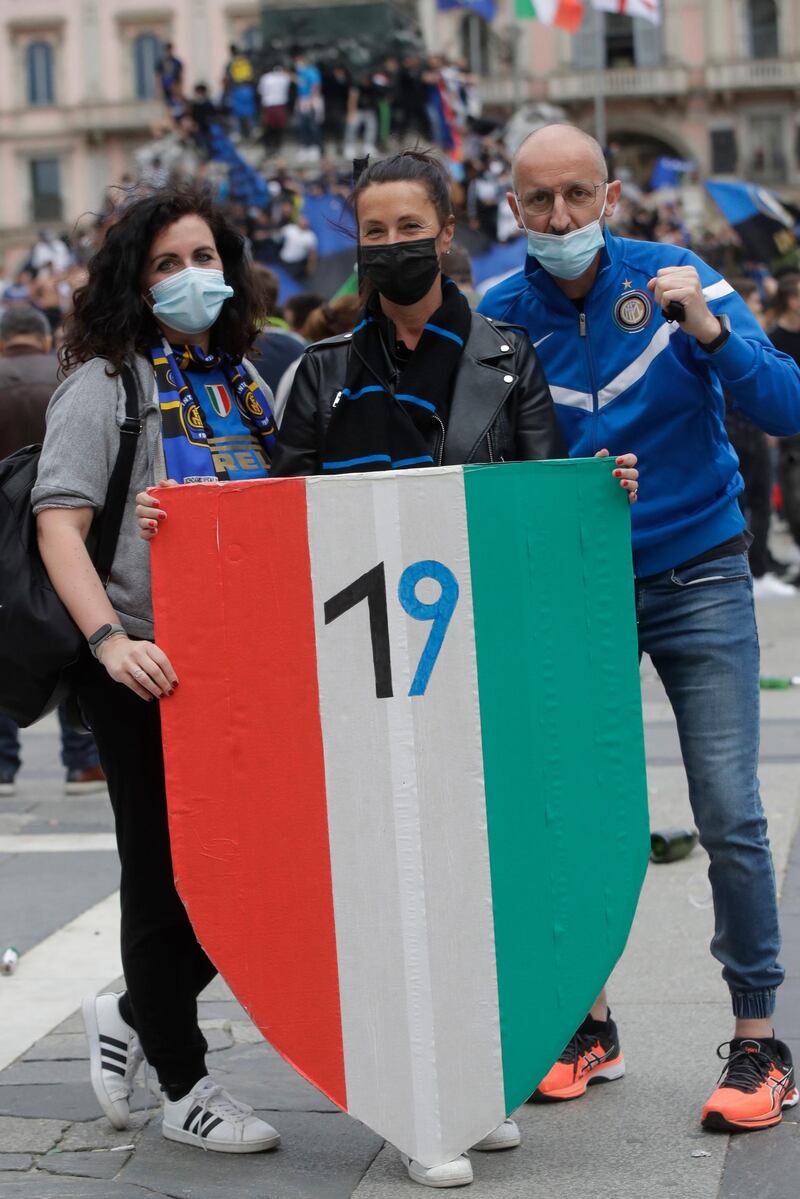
[321,278,471,474]
[150,340,277,482]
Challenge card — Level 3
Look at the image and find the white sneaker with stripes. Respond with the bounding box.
[82,992,145,1130]
[162,1076,280,1153]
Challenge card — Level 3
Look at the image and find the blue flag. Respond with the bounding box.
[437,0,497,19]
[706,180,799,262]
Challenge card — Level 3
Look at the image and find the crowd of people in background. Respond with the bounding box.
[2,38,800,611]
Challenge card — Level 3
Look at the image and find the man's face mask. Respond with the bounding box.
[357,237,441,306]
[516,184,608,281]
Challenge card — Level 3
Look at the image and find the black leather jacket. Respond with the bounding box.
[271,311,565,476]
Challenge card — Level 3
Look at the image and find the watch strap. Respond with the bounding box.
[88,623,126,658]
[698,313,731,354]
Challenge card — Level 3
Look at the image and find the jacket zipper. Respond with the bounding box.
[433,414,446,465]
[487,428,495,463]
[579,309,601,452]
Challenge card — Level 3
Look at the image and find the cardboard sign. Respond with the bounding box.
[151,459,649,1168]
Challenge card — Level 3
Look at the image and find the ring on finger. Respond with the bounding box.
[133,667,147,680]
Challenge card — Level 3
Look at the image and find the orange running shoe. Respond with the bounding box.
[701,1038,799,1133]
[529,1012,625,1103]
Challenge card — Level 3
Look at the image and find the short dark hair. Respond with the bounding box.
[284,292,325,333]
[775,273,800,316]
[440,243,473,287]
[252,265,279,317]
[728,276,759,302]
[0,303,51,343]
[61,179,266,375]
[349,148,452,231]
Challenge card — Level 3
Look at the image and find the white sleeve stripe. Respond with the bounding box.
[702,280,735,303]
[597,322,678,409]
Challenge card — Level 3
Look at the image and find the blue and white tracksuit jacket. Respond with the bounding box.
[478,230,800,576]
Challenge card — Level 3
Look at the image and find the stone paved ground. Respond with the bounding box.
[1,569,798,1198]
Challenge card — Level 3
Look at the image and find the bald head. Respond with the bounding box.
[512,124,607,190]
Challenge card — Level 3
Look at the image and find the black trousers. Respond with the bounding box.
[779,436,800,549]
[727,423,772,577]
[76,655,216,1095]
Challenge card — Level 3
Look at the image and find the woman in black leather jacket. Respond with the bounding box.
[271,150,637,494]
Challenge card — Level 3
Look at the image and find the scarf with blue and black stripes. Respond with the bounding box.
[321,278,471,474]
[150,340,277,483]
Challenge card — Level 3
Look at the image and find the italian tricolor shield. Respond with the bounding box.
[152,459,649,1168]
[205,382,231,418]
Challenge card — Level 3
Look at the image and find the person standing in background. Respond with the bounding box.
[155,43,183,104]
[276,215,318,282]
[724,278,794,597]
[258,63,293,155]
[292,48,323,163]
[0,305,105,796]
[769,274,800,578]
[224,44,257,140]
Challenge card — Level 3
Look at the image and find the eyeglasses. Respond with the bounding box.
[518,181,608,218]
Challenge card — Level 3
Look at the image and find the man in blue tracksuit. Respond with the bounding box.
[480,124,800,1133]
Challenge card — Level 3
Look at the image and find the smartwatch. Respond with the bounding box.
[88,623,126,658]
[698,313,731,354]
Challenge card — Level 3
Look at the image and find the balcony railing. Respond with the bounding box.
[547,65,689,102]
[0,98,166,137]
[68,99,166,133]
[706,58,800,90]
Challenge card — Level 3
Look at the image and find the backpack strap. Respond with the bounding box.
[94,365,142,587]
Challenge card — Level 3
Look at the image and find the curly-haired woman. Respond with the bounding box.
[32,181,280,1154]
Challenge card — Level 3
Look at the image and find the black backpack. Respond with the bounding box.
[0,366,141,726]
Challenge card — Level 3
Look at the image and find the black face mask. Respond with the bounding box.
[358,237,441,306]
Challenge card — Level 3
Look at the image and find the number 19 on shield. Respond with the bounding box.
[324,560,459,699]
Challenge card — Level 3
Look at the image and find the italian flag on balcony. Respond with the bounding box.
[514,0,585,32]
[591,0,661,24]
[514,0,661,29]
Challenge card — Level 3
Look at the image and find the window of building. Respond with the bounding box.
[30,158,63,222]
[240,24,263,54]
[460,13,490,75]
[748,0,779,60]
[26,41,55,106]
[748,113,786,181]
[133,32,161,100]
[573,8,662,70]
[710,128,738,174]
[605,14,635,67]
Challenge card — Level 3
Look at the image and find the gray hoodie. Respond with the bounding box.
[32,353,270,640]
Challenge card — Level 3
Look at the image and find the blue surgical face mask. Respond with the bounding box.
[517,188,608,280]
[149,266,233,335]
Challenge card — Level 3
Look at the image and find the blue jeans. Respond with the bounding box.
[636,551,783,1018]
[296,110,321,149]
[0,706,99,776]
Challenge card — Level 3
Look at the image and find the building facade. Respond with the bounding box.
[1,0,799,258]
[430,0,800,193]
[0,0,265,255]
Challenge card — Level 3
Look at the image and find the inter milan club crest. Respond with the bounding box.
[246,393,265,418]
[205,383,232,418]
[613,289,652,333]
[179,400,207,446]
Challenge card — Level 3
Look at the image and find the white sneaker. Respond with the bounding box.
[82,992,144,1130]
[402,1152,473,1188]
[470,1117,521,1151]
[162,1076,280,1153]
[753,572,797,598]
